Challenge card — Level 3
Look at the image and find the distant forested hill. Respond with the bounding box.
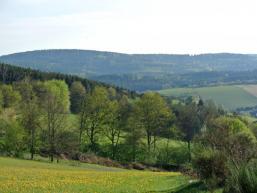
[92,70,257,91]
[1,49,257,91]
[1,50,257,75]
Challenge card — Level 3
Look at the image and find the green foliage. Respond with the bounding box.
[200,116,257,161]
[135,92,173,152]
[103,100,121,159]
[0,76,184,165]
[0,89,3,110]
[0,84,21,108]
[193,148,228,189]
[0,63,137,99]
[176,103,201,143]
[0,77,224,166]
[56,129,79,157]
[0,118,26,157]
[43,80,70,112]
[213,116,252,135]
[81,86,110,151]
[157,140,189,166]
[107,87,117,100]
[250,123,257,139]
[3,70,257,193]
[224,160,257,193]
[17,80,41,159]
[38,80,71,161]
[124,104,145,162]
[194,116,257,191]
[70,81,86,114]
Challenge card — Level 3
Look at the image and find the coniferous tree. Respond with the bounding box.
[70,81,86,114]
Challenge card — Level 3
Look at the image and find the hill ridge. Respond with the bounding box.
[1,49,257,91]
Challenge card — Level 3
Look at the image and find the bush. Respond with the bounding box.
[228,132,257,163]
[78,153,123,168]
[193,148,228,191]
[0,119,26,157]
[131,162,146,170]
[157,142,189,166]
[193,116,257,192]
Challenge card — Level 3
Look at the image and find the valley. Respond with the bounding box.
[1,0,257,192]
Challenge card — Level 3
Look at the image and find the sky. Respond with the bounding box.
[1,0,257,55]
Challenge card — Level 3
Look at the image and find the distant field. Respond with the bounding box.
[239,85,257,98]
[159,85,257,110]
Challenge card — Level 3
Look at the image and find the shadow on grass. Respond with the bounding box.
[148,181,208,193]
[172,181,207,193]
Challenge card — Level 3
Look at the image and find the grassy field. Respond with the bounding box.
[239,85,257,97]
[159,85,257,110]
[0,157,222,193]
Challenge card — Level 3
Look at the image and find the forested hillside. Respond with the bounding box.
[0,63,137,98]
[1,50,257,75]
[1,50,257,91]
[93,70,257,91]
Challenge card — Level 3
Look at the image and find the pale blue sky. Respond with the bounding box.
[1,0,257,55]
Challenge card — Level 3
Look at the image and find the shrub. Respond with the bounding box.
[131,162,146,170]
[157,142,189,166]
[193,148,228,191]
[0,119,26,157]
[224,160,257,193]
[78,153,123,168]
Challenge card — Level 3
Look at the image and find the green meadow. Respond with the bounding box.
[0,157,223,193]
[159,85,257,110]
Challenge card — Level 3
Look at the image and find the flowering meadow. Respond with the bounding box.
[0,157,188,193]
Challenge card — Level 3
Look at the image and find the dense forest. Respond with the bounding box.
[0,63,257,192]
[2,50,257,91]
[0,63,137,97]
[1,50,257,75]
[92,70,257,91]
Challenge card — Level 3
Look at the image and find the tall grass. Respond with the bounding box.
[224,160,257,193]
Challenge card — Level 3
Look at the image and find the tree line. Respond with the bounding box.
[0,78,219,162]
[0,63,137,98]
[93,70,257,91]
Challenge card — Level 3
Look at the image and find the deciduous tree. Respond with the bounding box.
[42,80,70,162]
[136,92,172,153]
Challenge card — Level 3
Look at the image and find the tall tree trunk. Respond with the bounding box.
[132,141,136,162]
[50,123,55,163]
[188,140,191,162]
[112,144,115,160]
[79,111,85,147]
[147,131,151,153]
[79,129,83,148]
[30,128,35,160]
[47,108,51,161]
[50,128,54,162]
[50,154,54,162]
[132,128,136,162]
[111,136,115,159]
[50,137,54,162]
[90,127,95,152]
[153,135,156,152]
